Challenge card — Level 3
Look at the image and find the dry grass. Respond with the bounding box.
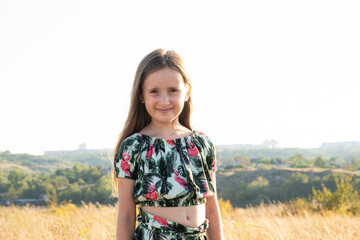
[1,201,360,240]
[220,199,360,240]
[0,202,116,240]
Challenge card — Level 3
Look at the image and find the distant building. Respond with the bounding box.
[79,143,86,150]
[263,140,279,149]
[44,143,109,156]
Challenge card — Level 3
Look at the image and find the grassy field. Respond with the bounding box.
[1,200,360,240]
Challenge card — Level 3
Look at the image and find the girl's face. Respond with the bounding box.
[141,67,190,127]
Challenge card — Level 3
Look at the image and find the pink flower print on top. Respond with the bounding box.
[166,139,175,146]
[145,184,157,200]
[188,142,198,157]
[173,168,188,189]
[210,160,217,172]
[122,153,130,161]
[121,161,130,176]
[146,143,154,159]
[154,215,169,227]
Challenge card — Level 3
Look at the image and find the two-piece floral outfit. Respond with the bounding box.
[114,130,217,240]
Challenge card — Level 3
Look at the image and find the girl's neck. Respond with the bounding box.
[140,121,192,139]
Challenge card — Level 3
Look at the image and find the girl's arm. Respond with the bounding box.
[116,178,136,240]
[205,173,224,240]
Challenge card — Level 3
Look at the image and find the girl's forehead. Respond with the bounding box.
[143,68,186,87]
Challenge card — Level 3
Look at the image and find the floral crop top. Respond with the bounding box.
[114,130,217,207]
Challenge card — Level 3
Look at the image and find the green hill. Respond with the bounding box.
[216,168,360,207]
[0,151,112,174]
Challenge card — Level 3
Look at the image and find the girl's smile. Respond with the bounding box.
[156,108,173,113]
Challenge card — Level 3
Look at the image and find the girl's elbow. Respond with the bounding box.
[117,207,136,222]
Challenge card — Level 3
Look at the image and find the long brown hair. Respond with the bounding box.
[112,49,193,194]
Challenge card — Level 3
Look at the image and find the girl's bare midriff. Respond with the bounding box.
[141,203,206,228]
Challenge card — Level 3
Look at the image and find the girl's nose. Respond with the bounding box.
[159,93,170,105]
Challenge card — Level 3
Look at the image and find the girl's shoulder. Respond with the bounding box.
[124,132,143,141]
[193,130,215,147]
[117,133,143,151]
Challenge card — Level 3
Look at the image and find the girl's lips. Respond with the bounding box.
[156,108,172,113]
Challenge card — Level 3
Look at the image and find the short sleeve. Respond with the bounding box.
[114,137,138,179]
[206,142,217,172]
[206,139,217,173]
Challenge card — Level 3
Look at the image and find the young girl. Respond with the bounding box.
[113,49,224,240]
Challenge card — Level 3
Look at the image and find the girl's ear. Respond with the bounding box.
[140,94,145,103]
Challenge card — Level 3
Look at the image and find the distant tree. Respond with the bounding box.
[314,156,330,168]
[82,166,102,183]
[349,158,360,171]
[0,172,10,193]
[92,175,112,203]
[84,187,96,202]
[58,183,82,203]
[49,176,69,189]
[4,186,18,199]
[250,176,268,188]
[280,172,310,201]
[46,186,58,206]
[288,154,310,168]
[7,169,28,189]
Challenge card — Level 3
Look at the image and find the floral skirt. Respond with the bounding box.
[134,208,208,240]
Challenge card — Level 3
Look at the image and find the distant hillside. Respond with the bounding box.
[0,151,112,173]
[217,143,360,161]
[216,168,360,207]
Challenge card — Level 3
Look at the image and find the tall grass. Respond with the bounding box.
[219,199,360,239]
[1,200,360,239]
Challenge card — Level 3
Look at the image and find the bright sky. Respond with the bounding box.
[1,0,360,155]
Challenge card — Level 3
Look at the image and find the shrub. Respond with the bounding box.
[312,176,360,214]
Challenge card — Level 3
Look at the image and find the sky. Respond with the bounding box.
[1,0,360,155]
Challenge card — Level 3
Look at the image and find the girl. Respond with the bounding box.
[113,49,223,240]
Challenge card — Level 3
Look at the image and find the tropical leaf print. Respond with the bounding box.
[177,165,186,178]
[148,158,156,171]
[165,151,176,171]
[142,172,160,192]
[157,157,173,195]
[149,230,168,240]
[193,172,208,194]
[153,139,165,155]
[114,131,217,207]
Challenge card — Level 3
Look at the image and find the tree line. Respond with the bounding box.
[0,164,115,205]
[219,154,360,171]
[216,168,360,214]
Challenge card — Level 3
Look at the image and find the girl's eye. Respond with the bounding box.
[150,90,158,94]
[169,89,178,93]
